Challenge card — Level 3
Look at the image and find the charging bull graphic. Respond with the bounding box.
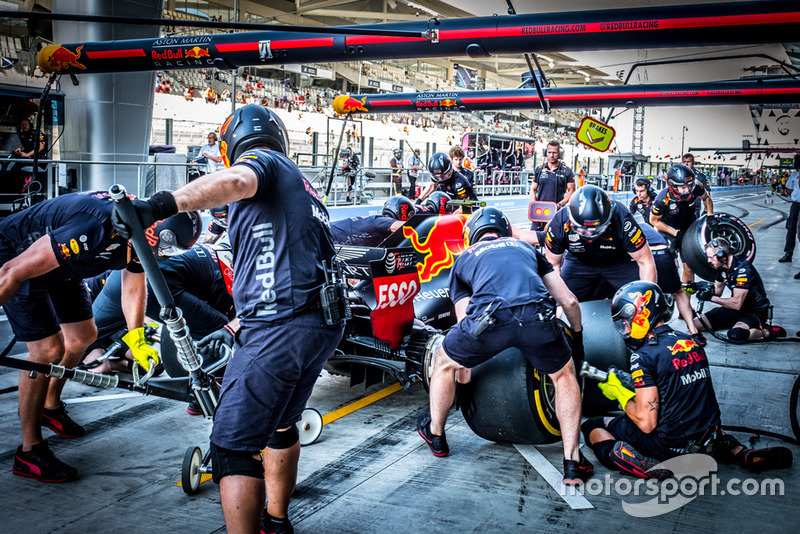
[332,95,370,114]
[628,289,653,339]
[39,45,86,72]
[402,216,466,283]
[185,46,210,58]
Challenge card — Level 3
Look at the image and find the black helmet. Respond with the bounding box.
[666,164,697,201]
[611,281,674,346]
[209,204,229,229]
[393,148,402,157]
[423,191,453,215]
[428,153,453,182]
[463,207,512,247]
[567,185,612,241]
[382,195,416,221]
[148,211,203,257]
[219,105,289,167]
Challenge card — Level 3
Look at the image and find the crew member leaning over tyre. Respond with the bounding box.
[544,185,656,302]
[650,164,714,285]
[692,237,787,342]
[417,207,593,486]
[582,281,792,479]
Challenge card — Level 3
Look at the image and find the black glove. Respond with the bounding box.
[674,229,685,243]
[197,325,234,360]
[707,216,719,231]
[414,197,422,205]
[696,288,714,301]
[111,191,178,239]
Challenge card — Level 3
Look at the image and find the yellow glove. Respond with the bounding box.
[122,327,160,372]
[598,372,636,410]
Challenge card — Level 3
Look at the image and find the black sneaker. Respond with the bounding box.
[737,447,793,472]
[416,410,449,457]
[610,441,671,480]
[12,441,77,483]
[778,254,792,263]
[42,402,85,439]
[563,452,594,485]
[794,271,800,280]
[260,512,294,534]
[765,325,787,338]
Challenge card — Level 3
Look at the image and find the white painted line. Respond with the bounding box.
[514,444,594,511]
[66,393,145,404]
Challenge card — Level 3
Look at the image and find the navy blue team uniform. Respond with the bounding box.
[0,191,140,342]
[530,162,574,230]
[442,236,571,373]
[629,193,656,221]
[90,244,234,344]
[437,171,478,201]
[544,202,646,301]
[702,256,771,331]
[211,149,345,452]
[650,183,705,254]
[639,222,682,294]
[595,325,721,460]
[330,215,396,247]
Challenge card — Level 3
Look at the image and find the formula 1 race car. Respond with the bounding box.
[325,209,756,445]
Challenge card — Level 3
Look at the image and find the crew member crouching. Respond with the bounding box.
[693,237,786,342]
[582,281,791,479]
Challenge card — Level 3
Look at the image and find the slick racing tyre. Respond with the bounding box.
[577,300,630,415]
[462,347,561,444]
[682,213,756,282]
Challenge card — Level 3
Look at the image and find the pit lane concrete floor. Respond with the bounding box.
[0,188,798,533]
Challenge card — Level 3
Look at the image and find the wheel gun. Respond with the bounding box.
[579,361,635,391]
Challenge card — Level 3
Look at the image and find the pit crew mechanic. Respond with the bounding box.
[84,240,233,376]
[628,178,657,221]
[330,214,403,247]
[544,185,656,302]
[418,207,593,485]
[528,139,575,230]
[582,281,791,478]
[0,191,166,483]
[650,164,714,284]
[112,105,345,534]
[692,237,786,342]
[681,153,712,218]
[417,152,478,204]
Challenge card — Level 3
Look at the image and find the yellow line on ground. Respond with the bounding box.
[748,217,767,228]
[175,382,405,488]
[322,382,404,426]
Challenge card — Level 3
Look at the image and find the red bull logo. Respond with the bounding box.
[185,46,210,58]
[628,290,653,339]
[668,339,699,355]
[440,99,457,107]
[40,45,86,72]
[402,216,466,283]
[332,95,369,114]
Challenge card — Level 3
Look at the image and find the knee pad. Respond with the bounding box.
[727,327,749,342]
[209,442,263,483]
[580,416,606,444]
[267,425,299,450]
